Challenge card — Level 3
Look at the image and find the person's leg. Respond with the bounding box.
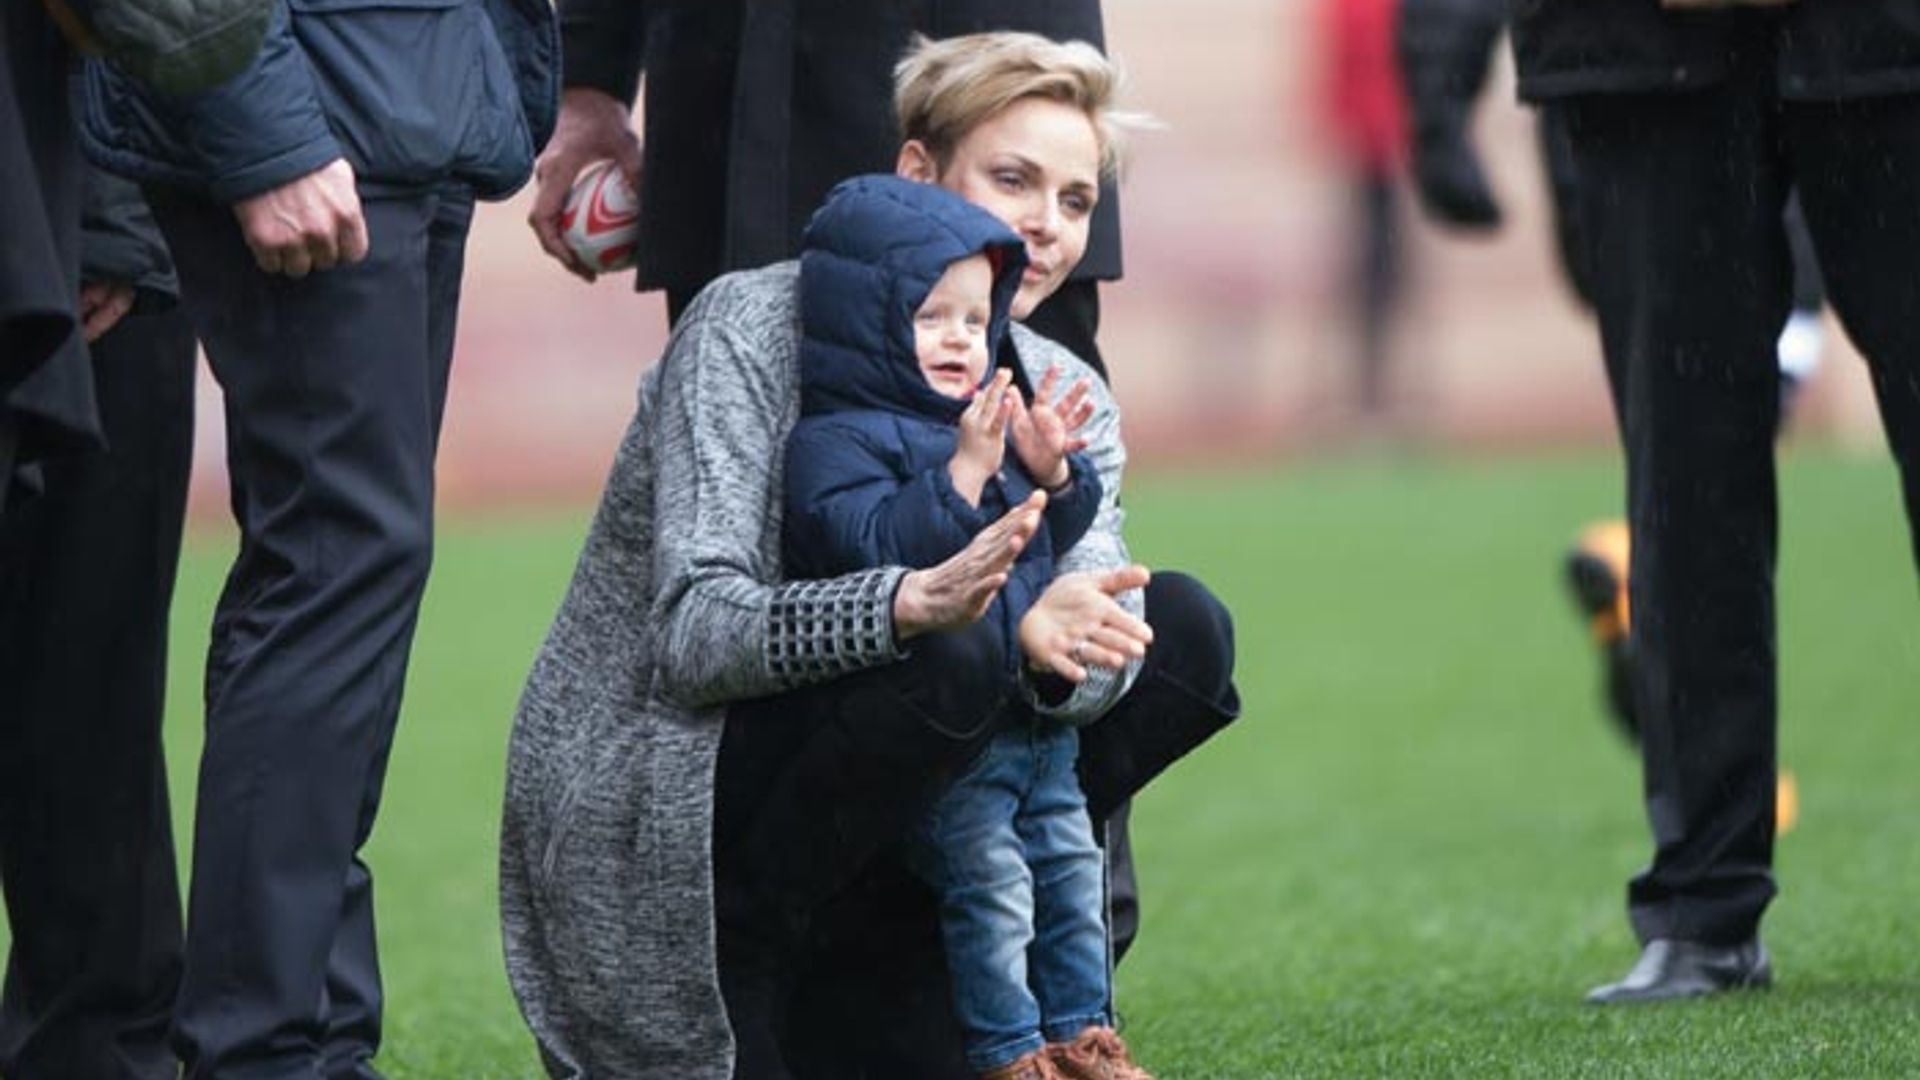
[1352,169,1402,418]
[908,733,1044,1075]
[1558,57,1792,958]
[1020,729,1107,1046]
[1784,95,1920,575]
[714,620,1013,1080]
[0,305,195,1080]
[1073,572,1240,824]
[317,188,473,1080]
[152,191,449,1078]
[0,418,17,514]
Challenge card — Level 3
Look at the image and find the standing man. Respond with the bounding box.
[5,4,260,1076]
[1511,0,1920,1002]
[74,1,556,1074]
[0,166,195,1080]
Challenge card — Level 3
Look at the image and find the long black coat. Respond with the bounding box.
[2,4,100,491]
[1514,0,1920,101]
[557,0,1120,295]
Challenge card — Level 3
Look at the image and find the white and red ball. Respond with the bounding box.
[560,159,640,273]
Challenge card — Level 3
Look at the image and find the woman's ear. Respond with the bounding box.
[896,140,938,183]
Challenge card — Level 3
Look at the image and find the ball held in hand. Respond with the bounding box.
[560,159,640,272]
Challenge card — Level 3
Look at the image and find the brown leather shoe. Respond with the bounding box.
[1047,1026,1153,1080]
[980,1048,1065,1080]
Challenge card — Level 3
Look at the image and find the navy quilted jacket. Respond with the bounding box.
[77,0,556,203]
[783,175,1102,667]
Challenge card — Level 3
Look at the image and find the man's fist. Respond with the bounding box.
[232,158,368,279]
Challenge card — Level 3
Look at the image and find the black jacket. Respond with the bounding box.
[1514,0,1920,102]
[558,0,1120,295]
[3,6,98,474]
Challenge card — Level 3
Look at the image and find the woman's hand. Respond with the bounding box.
[894,490,1046,638]
[1009,365,1094,489]
[1020,565,1153,683]
[949,368,1014,505]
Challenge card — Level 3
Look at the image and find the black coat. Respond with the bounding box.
[558,0,1120,295]
[2,4,100,482]
[1514,0,1920,102]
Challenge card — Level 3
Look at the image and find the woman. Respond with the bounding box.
[501,32,1239,1080]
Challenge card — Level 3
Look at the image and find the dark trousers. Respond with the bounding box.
[150,188,472,1079]
[718,571,1239,1079]
[1559,36,1920,945]
[0,306,196,1080]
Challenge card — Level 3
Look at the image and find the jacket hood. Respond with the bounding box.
[798,174,1028,421]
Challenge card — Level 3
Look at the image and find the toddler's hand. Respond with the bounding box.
[1010,366,1094,489]
[950,369,1013,505]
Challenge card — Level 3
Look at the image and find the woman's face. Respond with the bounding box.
[898,97,1102,320]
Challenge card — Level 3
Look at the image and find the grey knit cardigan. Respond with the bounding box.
[499,261,1141,1079]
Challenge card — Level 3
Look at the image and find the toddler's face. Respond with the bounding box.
[915,254,993,400]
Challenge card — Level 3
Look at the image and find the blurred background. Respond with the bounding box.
[15,5,1916,1075]
[172,0,1888,516]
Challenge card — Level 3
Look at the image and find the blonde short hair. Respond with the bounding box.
[893,31,1146,180]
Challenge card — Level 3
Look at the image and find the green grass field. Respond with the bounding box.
[8,448,1920,1076]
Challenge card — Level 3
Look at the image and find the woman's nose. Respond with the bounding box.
[1022,195,1060,240]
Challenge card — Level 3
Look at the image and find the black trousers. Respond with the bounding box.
[716,571,1239,1079]
[1558,37,1920,945]
[150,188,472,1079]
[0,306,196,1080]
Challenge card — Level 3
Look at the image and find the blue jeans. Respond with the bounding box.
[909,723,1109,1073]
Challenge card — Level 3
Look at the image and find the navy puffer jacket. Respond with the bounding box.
[783,175,1102,673]
[77,0,556,203]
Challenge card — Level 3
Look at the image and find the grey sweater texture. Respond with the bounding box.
[499,261,1140,1079]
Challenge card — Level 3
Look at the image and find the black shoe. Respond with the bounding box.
[1586,939,1772,1005]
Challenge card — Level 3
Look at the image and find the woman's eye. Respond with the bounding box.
[994,171,1024,190]
[1062,194,1092,216]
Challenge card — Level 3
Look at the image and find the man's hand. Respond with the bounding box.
[1009,365,1093,489]
[894,491,1045,638]
[1019,565,1153,684]
[78,281,136,342]
[949,368,1014,506]
[528,87,644,282]
[231,158,367,279]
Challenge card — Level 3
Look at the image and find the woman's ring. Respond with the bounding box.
[1071,639,1087,664]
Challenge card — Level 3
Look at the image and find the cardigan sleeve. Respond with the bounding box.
[647,270,908,710]
[1010,328,1143,722]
